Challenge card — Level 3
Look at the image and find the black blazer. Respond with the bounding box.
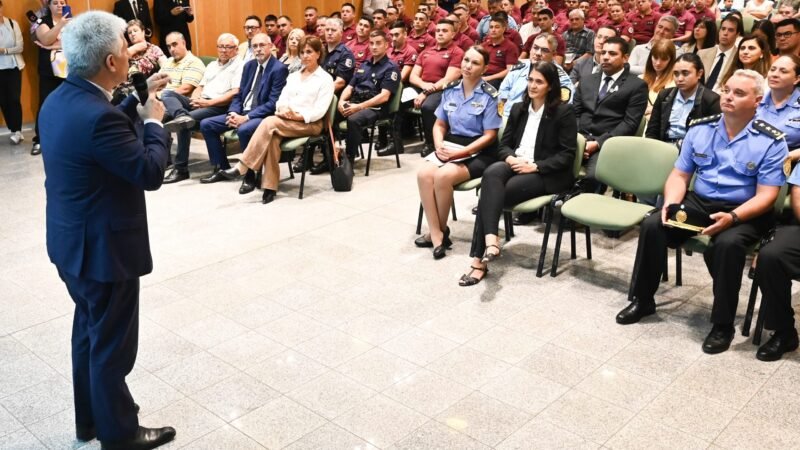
[645,85,721,141]
[113,0,153,36]
[498,102,577,193]
[573,66,648,148]
[154,0,195,52]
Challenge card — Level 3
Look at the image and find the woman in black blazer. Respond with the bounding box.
[645,53,721,144]
[460,61,577,286]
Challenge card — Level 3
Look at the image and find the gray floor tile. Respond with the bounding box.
[287,371,376,420]
[231,396,327,449]
[190,373,280,422]
[334,394,428,449]
[436,391,532,447]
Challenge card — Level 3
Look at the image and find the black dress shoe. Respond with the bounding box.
[262,189,277,204]
[756,329,799,362]
[414,235,434,248]
[31,143,41,156]
[513,212,537,225]
[376,144,396,157]
[101,426,176,450]
[239,169,256,194]
[310,161,329,175]
[433,244,447,259]
[702,325,735,354]
[616,299,656,325]
[200,167,239,184]
[163,168,189,184]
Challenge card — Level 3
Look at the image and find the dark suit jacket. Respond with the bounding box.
[645,85,721,141]
[229,57,288,119]
[154,0,194,51]
[573,66,648,148]
[113,0,153,35]
[40,76,169,282]
[498,102,577,193]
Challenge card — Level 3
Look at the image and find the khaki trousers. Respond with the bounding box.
[240,116,323,190]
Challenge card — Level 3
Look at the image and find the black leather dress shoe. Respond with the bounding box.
[200,167,239,184]
[310,161,329,175]
[31,143,41,156]
[239,170,256,194]
[513,212,537,225]
[163,168,189,184]
[702,325,735,354]
[615,299,656,325]
[376,144,396,157]
[101,426,176,450]
[262,189,276,204]
[414,236,434,248]
[756,329,799,362]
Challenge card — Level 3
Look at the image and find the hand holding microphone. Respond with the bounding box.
[132,72,165,122]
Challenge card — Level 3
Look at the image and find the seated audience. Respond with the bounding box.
[217,36,334,204]
[415,46,502,259]
[279,28,305,73]
[478,0,519,40]
[752,19,777,55]
[574,36,648,192]
[617,70,787,359]
[239,15,263,63]
[670,0,696,45]
[605,2,634,42]
[646,53,721,144]
[756,55,800,156]
[744,0,774,20]
[482,13,519,89]
[562,9,594,71]
[460,62,577,286]
[159,32,205,98]
[338,30,400,161]
[627,0,663,45]
[681,17,717,54]
[453,4,480,43]
[698,14,742,92]
[775,18,800,58]
[113,0,153,38]
[199,34,288,181]
[275,15,293,57]
[690,0,716,23]
[387,21,418,82]
[570,25,618,85]
[303,6,318,34]
[342,3,358,42]
[161,33,243,183]
[642,39,677,119]
[346,17,373,67]
[771,2,796,23]
[408,11,437,54]
[718,35,771,89]
[0,0,24,146]
[629,15,678,75]
[521,8,566,65]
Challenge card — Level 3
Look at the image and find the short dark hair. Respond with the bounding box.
[245,15,262,27]
[387,6,399,14]
[369,30,389,40]
[721,13,744,35]
[538,8,555,19]
[390,20,407,30]
[490,12,509,27]
[278,15,292,23]
[305,6,318,12]
[437,18,457,29]
[264,14,278,23]
[342,2,356,12]
[604,36,630,55]
[360,16,374,27]
[675,52,706,84]
[597,25,618,36]
[468,45,491,65]
[776,17,800,32]
[374,8,387,17]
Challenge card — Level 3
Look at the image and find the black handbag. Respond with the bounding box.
[327,117,353,192]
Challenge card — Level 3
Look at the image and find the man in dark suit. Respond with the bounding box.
[113,0,153,38]
[199,33,288,183]
[573,36,648,192]
[39,11,175,450]
[154,0,194,52]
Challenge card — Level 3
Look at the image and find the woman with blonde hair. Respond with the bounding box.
[279,27,305,73]
[642,39,676,119]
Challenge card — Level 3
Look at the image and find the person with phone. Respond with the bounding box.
[154,0,194,53]
[0,0,25,146]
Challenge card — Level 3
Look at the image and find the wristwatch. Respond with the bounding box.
[729,211,740,225]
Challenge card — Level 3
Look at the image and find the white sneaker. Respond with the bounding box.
[9,131,23,145]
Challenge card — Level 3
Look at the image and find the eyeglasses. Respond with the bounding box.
[776,31,799,39]
[532,45,552,53]
[243,25,260,30]
[217,45,237,50]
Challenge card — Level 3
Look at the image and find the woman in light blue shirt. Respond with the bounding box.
[757,55,800,161]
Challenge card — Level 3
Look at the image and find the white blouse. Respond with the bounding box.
[275,66,335,123]
[514,104,544,163]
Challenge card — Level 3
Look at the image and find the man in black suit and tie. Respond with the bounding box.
[573,36,648,192]
[40,11,175,449]
[199,33,288,183]
[154,0,194,52]
[113,0,153,39]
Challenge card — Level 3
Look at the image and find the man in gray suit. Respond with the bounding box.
[697,14,741,92]
[573,36,648,192]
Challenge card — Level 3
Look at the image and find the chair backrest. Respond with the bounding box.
[636,115,647,137]
[198,55,216,67]
[595,136,678,196]
[574,134,586,178]
[388,82,403,114]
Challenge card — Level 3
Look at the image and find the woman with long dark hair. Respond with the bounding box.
[718,34,771,88]
[682,18,717,54]
[459,61,577,286]
[642,39,677,120]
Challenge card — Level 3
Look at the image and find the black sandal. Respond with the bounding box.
[459,265,488,286]
[481,244,501,264]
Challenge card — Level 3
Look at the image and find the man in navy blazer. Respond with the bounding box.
[40,11,175,450]
[199,33,288,183]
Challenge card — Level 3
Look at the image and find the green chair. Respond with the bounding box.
[198,55,216,66]
[279,96,338,199]
[500,134,586,277]
[551,136,679,276]
[337,83,404,176]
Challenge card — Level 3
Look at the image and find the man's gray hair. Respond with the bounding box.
[569,9,585,19]
[732,69,765,96]
[658,15,679,34]
[166,31,185,43]
[535,32,559,52]
[61,11,127,78]
[218,33,240,46]
[327,17,344,30]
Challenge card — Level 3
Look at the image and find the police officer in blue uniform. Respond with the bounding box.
[323,24,356,93]
[756,55,800,153]
[616,70,789,356]
[338,30,401,162]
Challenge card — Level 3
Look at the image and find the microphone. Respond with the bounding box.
[131,72,149,106]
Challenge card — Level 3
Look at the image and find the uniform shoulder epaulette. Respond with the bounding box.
[445,79,462,89]
[753,119,786,140]
[688,114,721,128]
[481,82,498,97]
[510,61,526,71]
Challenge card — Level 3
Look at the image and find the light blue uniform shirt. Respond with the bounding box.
[477,15,518,41]
[498,60,574,119]
[756,89,800,149]
[676,117,788,204]
[667,90,697,140]
[435,80,503,137]
[788,158,800,185]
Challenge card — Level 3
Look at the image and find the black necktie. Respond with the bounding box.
[599,76,613,100]
[250,65,264,108]
[706,53,725,89]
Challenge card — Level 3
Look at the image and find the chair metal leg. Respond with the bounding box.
[536,206,553,278]
[508,212,515,238]
[675,247,682,286]
[391,119,401,169]
[287,160,294,179]
[298,143,309,199]
[742,278,759,337]
[503,212,512,243]
[570,221,577,259]
[451,202,457,222]
[416,202,424,235]
[661,251,669,282]
[754,294,766,346]
[365,125,375,176]
[551,214,567,277]
[585,226,592,260]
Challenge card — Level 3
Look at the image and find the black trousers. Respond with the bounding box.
[344,107,383,159]
[755,225,800,332]
[34,75,65,143]
[0,68,23,132]
[630,191,772,325]
[411,91,443,148]
[470,161,547,258]
[59,270,140,442]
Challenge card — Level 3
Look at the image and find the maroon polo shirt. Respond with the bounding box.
[453,32,475,51]
[608,20,635,40]
[346,37,372,68]
[471,8,488,20]
[342,24,357,42]
[506,28,524,51]
[627,10,661,43]
[415,42,464,83]
[387,42,419,69]
[483,37,520,75]
[690,6,716,23]
[408,30,437,54]
[671,9,696,37]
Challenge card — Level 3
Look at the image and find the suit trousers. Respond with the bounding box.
[469,161,547,258]
[199,113,263,168]
[34,76,65,143]
[630,191,772,325]
[0,68,23,132]
[345,108,382,159]
[755,225,800,332]
[240,116,323,190]
[58,270,140,442]
[175,106,227,170]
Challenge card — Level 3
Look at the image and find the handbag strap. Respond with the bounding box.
[326,105,340,165]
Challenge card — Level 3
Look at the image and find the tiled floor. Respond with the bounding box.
[1,128,799,449]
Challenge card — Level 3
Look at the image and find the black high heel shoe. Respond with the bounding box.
[459,265,488,286]
[433,227,453,259]
[481,244,501,264]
